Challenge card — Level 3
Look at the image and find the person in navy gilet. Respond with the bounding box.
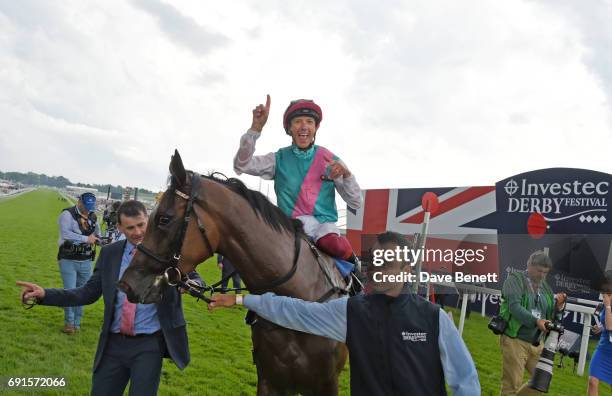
[210,232,481,395]
[233,95,362,267]
[56,192,101,334]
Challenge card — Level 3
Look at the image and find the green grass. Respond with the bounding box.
[0,190,596,395]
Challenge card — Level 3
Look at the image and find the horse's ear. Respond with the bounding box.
[169,149,187,187]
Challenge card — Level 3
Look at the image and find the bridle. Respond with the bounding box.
[136,171,352,304]
[136,172,214,301]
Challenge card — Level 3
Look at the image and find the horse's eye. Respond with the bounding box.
[158,216,171,226]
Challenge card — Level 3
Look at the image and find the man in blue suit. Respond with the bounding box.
[17,200,202,396]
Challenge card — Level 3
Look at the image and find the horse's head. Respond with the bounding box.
[118,150,216,303]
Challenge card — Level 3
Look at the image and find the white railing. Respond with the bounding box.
[432,281,599,376]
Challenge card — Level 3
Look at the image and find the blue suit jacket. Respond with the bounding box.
[42,240,195,372]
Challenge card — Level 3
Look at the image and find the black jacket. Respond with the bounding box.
[42,240,197,372]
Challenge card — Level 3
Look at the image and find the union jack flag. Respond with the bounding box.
[347,186,501,279]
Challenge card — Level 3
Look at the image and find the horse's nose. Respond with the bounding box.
[117,280,138,303]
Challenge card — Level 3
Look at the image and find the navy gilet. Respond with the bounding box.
[346,293,446,396]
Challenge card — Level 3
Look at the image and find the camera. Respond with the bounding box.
[102,201,122,245]
[103,201,121,228]
[528,321,564,392]
[488,315,508,335]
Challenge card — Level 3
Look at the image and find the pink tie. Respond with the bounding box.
[119,247,137,335]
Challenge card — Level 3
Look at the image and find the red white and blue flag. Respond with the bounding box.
[347,168,611,292]
[347,185,501,282]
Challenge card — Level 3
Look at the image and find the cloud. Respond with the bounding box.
[298,0,612,187]
[193,69,226,86]
[0,0,610,194]
[129,0,228,56]
[538,0,612,126]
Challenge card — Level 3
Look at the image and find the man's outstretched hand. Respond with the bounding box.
[16,281,45,304]
[208,294,239,311]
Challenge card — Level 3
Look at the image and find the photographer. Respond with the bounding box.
[498,251,566,396]
[56,192,101,334]
[102,201,123,244]
[588,271,612,396]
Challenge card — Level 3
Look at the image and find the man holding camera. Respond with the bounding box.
[102,200,124,244]
[56,192,102,334]
[499,251,566,396]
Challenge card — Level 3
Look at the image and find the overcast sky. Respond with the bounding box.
[1,0,611,195]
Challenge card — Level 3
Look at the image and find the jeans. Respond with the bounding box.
[58,259,93,328]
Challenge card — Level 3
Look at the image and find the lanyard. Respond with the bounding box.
[526,275,541,307]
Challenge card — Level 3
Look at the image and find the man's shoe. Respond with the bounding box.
[61,324,76,335]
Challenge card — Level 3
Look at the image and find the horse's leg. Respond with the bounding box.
[253,327,291,396]
[302,343,345,396]
[302,378,339,396]
[256,376,290,396]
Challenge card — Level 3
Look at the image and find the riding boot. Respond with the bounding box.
[346,253,362,274]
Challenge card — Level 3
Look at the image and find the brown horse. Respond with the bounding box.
[119,151,348,395]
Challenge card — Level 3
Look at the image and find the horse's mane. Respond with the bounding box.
[199,172,304,236]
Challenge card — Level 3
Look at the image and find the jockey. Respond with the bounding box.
[234,95,362,266]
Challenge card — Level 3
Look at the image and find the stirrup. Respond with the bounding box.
[353,255,362,274]
[349,273,364,296]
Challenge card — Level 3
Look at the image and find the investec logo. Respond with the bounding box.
[504,178,608,215]
[402,331,427,342]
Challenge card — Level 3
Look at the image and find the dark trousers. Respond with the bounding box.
[91,333,164,396]
[221,266,241,293]
[457,294,472,319]
[436,293,446,309]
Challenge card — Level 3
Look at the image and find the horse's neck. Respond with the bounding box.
[221,224,296,286]
[210,189,334,300]
[224,235,336,301]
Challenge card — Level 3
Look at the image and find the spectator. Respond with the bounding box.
[56,192,101,334]
[588,271,612,396]
[217,254,241,294]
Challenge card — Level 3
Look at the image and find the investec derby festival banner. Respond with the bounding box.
[347,168,611,326]
[496,168,611,332]
[496,168,611,296]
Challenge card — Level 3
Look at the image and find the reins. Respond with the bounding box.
[137,171,351,304]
